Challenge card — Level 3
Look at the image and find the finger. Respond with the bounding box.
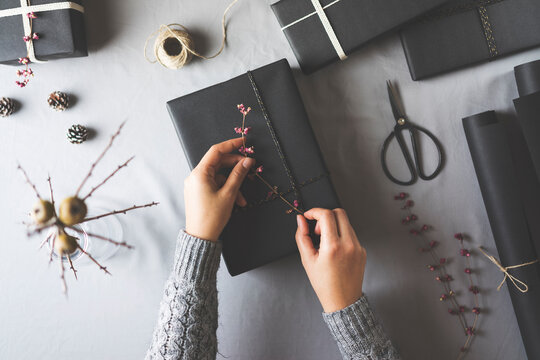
[296,215,317,260]
[197,138,244,171]
[221,157,255,197]
[314,221,321,236]
[333,209,355,239]
[235,192,247,207]
[303,208,339,242]
[220,154,245,169]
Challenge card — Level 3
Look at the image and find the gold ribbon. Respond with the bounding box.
[478,247,539,293]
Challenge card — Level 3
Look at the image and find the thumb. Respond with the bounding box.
[221,157,255,196]
[296,215,317,262]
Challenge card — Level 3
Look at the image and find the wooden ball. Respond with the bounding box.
[55,231,79,255]
[59,197,87,226]
[31,199,55,224]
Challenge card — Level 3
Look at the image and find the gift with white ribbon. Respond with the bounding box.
[0,0,86,64]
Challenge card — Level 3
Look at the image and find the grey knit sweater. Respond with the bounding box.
[146,231,400,360]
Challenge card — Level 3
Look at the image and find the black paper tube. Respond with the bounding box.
[463,111,540,360]
[514,60,540,198]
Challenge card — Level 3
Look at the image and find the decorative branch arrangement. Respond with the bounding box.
[395,192,480,359]
[16,12,38,88]
[20,122,158,294]
[235,104,301,214]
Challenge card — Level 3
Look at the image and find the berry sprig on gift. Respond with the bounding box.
[20,123,158,295]
[235,104,302,214]
[15,12,39,88]
[395,192,481,359]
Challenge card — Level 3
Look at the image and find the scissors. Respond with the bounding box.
[381,81,444,186]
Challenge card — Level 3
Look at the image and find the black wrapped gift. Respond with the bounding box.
[167,59,341,276]
[401,0,540,80]
[271,0,449,74]
[0,0,87,65]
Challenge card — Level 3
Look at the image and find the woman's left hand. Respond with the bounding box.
[184,138,255,242]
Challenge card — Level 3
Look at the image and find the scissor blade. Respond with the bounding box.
[386,80,406,122]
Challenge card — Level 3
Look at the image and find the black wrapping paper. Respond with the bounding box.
[167,59,340,276]
[401,0,540,80]
[463,111,540,360]
[271,0,449,74]
[0,0,87,65]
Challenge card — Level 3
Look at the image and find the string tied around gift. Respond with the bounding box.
[144,0,239,70]
[0,0,85,63]
[478,246,539,293]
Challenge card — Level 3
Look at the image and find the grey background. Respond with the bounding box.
[0,0,536,359]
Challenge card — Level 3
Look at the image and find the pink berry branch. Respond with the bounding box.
[16,12,39,88]
[235,104,302,214]
[395,192,480,359]
[19,122,158,295]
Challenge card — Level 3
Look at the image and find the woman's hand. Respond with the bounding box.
[185,138,255,242]
[296,208,367,313]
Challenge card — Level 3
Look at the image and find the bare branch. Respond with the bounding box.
[77,245,111,275]
[80,202,159,223]
[17,164,41,199]
[49,234,56,264]
[68,226,134,249]
[67,254,78,280]
[75,121,126,197]
[47,175,55,207]
[27,223,55,237]
[38,232,53,250]
[82,156,135,201]
[58,249,67,295]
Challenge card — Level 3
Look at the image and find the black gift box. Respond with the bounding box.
[271,0,449,74]
[0,0,87,65]
[401,0,540,80]
[167,59,340,276]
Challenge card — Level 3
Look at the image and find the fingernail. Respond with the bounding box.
[242,158,255,169]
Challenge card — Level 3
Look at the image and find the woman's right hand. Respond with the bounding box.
[296,208,367,313]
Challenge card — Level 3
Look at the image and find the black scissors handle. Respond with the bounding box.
[381,123,444,186]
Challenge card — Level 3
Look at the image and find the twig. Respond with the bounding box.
[27,223,55,237]
[82,156,135,201]
[80,202,159,223]
[58,249,67,295]
[17,164,41,199]
[68,226,134,249]
[47,175,55,207]
[67,254,78,280]
[75,121,126,197]
[76,244,111,275]
[49,234,56,264]
[255,173,303,214]
[38,232,53,250]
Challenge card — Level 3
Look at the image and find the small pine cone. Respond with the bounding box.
[67,124,88,144]
[48,91,69,111]
[0,97,15,117]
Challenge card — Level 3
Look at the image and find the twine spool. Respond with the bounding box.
[144,0,239,70]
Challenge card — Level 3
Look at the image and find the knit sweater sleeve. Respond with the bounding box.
[323,296,400,360]
[145,231,222,360]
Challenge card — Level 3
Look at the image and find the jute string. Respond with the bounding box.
[144,0,239,70]
[478,246,539,293]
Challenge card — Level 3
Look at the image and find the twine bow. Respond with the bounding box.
[478,247,539,293]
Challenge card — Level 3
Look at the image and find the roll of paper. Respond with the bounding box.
[514,60,540,198]
[463,111,540,360]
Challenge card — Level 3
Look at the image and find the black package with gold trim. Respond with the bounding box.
[401,0,540,80]
[167,59,340,276]
[271,0,449,75]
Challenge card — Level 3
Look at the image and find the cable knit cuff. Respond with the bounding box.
[323,296,397,359]
[172,230,222,285]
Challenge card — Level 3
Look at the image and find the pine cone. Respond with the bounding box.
[0,97,15,117]
[67,124,88,144]
[48,91,69,111]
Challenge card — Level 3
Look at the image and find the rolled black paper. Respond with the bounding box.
[463,111,540,360]
[514,60,540,227]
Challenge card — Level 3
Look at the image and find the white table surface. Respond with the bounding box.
[1,0,538,359]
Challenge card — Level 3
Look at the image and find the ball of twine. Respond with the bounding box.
[144,0,239,70]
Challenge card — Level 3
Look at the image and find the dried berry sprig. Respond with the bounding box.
[235,104,302,215]
[19,123,158,295]
[395,193,481,359]
[15,12,39,88]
